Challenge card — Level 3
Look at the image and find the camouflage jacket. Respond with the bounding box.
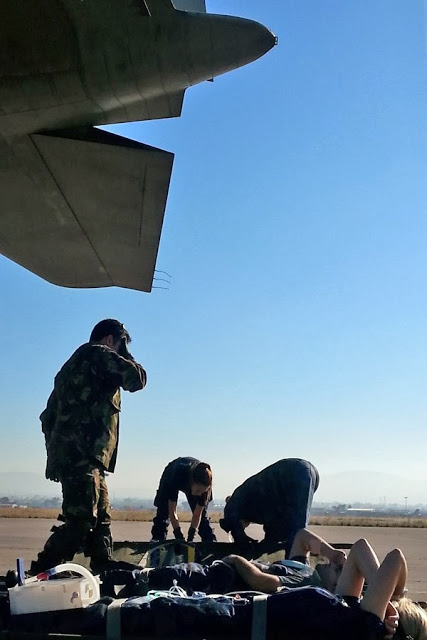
[40,343,147,481]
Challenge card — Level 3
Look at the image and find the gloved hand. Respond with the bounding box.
[232,532,258,546]
[173,527,185,540]
[200,533,217,543]
[187,526,196,542]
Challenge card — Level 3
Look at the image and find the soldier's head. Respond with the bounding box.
[191,462,212,496]
[89,319,131,352]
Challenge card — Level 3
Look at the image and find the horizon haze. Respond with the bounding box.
[0,470,422,508]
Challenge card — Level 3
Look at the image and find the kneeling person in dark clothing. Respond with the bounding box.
[219,458,319,557]
[151,456,216,543]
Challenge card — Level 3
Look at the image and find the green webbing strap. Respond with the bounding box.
[106,598,127,640]
[251,594,268,640]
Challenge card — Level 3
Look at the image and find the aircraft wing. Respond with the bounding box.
[92,1,206,127]
[95,91,185,126]
[173,0,206,11]
[0,127,173,292]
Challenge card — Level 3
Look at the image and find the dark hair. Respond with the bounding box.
[192,462,212,487]
[89,319,131,344]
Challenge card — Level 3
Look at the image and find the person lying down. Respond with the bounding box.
[100,532,427,640]
[14,531,427,640]
[101,528,344,597]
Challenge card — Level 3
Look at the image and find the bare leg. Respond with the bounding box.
[360,549,407,621]
[336,539,407,622]
[335,538,380,599]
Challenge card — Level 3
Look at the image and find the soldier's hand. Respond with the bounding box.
[45,463,59,483]
[118,338,134,360]
[45,471,60,483]
[187,526,196,542]
[173,527,185,540]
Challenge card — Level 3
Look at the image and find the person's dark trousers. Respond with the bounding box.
[186,494,217,542]
[263,460,319,557]
[29,468,112,574]
[151,490,170,541]
[151,461,176,541]
[151,492,217,542]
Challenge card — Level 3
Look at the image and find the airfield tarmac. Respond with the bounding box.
[1,519,426,600]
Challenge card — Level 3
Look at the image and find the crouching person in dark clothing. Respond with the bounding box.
[151,457,217,543]
[219,458,319,557]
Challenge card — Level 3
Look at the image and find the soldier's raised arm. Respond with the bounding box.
[95,344,147,392]
[88,319,147,392]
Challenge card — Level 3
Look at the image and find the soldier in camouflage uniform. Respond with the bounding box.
[219,458,319,557]
[29,319,147,574]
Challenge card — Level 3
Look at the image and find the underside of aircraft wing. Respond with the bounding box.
[0,128,173,292]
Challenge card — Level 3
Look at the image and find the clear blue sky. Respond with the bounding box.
[2,0,427,504]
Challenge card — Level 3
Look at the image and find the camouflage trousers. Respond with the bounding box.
[30,467,112,574]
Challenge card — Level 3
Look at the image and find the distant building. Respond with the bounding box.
[346,508,375,513]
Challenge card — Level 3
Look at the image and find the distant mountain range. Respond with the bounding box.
[0,472,61,498]
[316,470,426,506]
[0,470,425,507]
[0,472,150,501]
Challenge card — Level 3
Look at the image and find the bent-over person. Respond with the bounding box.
[220,458,319,556]
[151,456,216,543]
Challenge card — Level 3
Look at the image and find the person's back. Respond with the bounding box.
[160,457,201,494]
[220,459,319,555]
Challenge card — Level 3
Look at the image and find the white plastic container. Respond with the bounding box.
[8,563,100,615]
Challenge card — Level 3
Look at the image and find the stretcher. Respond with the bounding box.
[0,540,354,640]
